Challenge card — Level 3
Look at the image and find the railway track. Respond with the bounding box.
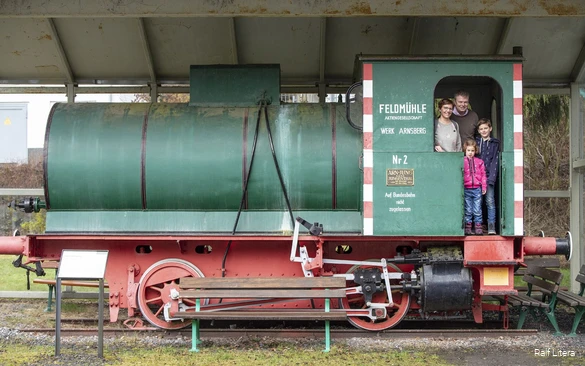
[19,323,538,339]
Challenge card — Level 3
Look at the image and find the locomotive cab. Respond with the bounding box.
[358,56,519,237]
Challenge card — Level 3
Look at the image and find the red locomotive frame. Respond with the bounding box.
[0,230,566,331]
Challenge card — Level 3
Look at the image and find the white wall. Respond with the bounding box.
[0,93,133,149]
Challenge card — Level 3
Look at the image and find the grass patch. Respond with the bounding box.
[0,255,103,293]
[514,266,571,288]
[0,255,54,291]
[0,342,451,366]
[0,344,54,365]
[112,345,447,366]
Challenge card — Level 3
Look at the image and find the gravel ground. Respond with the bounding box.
[2,325,585,366]
[1,301,585,365]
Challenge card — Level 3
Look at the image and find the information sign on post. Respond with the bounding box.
[55,250,109,358]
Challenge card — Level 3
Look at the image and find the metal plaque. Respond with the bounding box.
[386,169,414,186]
[57,250,109,279]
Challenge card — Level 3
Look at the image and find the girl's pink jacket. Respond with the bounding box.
[463,156,487,190]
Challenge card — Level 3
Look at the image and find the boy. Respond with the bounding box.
[476,119,500,235]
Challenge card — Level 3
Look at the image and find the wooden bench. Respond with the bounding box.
[495,266,563,336]
[173,277,347,352]
[514,257,561,291]
[550,264,585,337]
[33,261,110,311]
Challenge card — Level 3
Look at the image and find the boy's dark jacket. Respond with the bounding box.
[476,136,500,186]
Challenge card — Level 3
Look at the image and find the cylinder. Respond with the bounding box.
[44,103,361,211]
[420,263,473,312]
[0,236,28,255]
[523,237,570,258]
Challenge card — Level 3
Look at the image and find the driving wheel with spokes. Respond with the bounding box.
[340,264,411,331]
[138,259,205,329]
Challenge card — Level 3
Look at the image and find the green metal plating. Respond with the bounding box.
[189,65,280,107]
[46,103,147,210]
[369,60,515,235]
[45,211,362,234]
[45,103,361,233]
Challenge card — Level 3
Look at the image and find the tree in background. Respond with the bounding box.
[0,155,44,236]
[19,209,46,234]
[132,92,190,103]
[523,94,570,237]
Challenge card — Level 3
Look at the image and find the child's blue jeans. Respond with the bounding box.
[464,187,483,224]
[485,184,496,224]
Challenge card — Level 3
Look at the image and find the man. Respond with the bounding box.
[450,90,479,143]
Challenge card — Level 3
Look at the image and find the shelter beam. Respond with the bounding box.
[229,18,239,64]
[2,1,585,17]
[570,82,584,292]
[495,18,513,55]
[318,18,327,103]
[573,159,585,172]
[524,190,570,198]
[46,18,74,85]
[137,18,158,102]
[570,42,585,83]
[408,18,419,55]
[0,188,44,196]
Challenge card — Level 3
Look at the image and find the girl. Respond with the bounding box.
[463,139,487,235]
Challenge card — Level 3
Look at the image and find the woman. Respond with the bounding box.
[434,98,462,152]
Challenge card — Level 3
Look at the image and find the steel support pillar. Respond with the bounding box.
[66,83,75,103]
[150,83,158,103]
[318,82,326,104]
[570,83,584,292]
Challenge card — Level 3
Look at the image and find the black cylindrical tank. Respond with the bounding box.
[420,263,473,312]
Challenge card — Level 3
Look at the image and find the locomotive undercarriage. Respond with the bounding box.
[289,222,474,330]
[0,230,569,331]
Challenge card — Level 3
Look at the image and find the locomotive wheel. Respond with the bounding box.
[138,259,205,329]
[340,264,411,331]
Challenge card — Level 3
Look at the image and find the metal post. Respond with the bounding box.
[66,83,75,103]
[45,284,55,312]
[98,278,104,358]
[324,297,330,352]
[318,82,326,104]
[150,82,158,103]
[570,83,584,292]
[55,278,61,356]
[191,298,200,352]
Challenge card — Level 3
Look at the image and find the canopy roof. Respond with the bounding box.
[1,1,584,92]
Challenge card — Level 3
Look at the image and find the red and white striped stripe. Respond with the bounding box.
[363,63,373,235]
[513,63,523,236]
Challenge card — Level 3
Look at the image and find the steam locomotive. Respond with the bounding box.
[0,55,570,331]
